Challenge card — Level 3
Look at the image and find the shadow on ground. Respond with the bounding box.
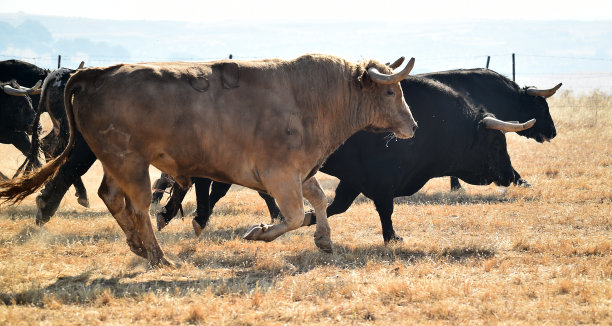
[1,242,494,307]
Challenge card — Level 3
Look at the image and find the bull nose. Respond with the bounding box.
[551,128,557,139]
[412,123,418,133]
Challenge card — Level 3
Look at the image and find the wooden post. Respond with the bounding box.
[512,53,515,82]
[229,54,233,59]
[486,56,490,69]
[57,55,61,68]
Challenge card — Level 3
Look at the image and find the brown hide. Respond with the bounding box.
[70,55,415,191]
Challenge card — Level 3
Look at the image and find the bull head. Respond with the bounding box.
[2,80,42,96]
[526,83,562,98]
[368,57,415,85]
[483,117,536,132]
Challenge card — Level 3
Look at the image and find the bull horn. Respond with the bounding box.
[526,83,562,98]
[2,80,42,96]
[78,61,85,69]
[368,57,415,85]
[483,117,536,132]
[387,56,405,69]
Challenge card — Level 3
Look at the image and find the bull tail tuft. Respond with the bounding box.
[0,157,65,204]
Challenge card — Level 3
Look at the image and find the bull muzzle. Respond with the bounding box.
[394,122,418,139]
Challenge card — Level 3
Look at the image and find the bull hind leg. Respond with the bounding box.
[98,173,147,258]
[98,160,173,267]
[191,178,215,236]
[156,180,189,231]
[73,177,89,208]
[151,172,173,206]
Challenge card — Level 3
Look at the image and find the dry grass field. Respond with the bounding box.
[0,91,610,325]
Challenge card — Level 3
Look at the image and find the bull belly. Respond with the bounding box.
[151,153,264,192]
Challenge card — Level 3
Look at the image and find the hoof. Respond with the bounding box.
[156,213,168,231]
[192,219,204,237]
[384,234,404,244]
[150,201,161,215]
[35,210,48,226]
[77,196,90,208]
[516,178,532,188]
[314,232,333,253]
[35,196,50,226]
[243,223,267,240]
[150,256,176,268]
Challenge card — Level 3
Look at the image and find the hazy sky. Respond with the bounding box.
[2,0,612,22]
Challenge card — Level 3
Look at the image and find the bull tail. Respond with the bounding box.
[17,76,50,175]
[0,74,81,205]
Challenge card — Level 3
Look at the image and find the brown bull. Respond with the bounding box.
[0,54,417,266]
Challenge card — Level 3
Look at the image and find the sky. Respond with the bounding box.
[2,0,612,22]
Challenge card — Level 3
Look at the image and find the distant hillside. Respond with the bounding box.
[1,13,611,91]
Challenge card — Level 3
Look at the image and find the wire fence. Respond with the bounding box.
[2,52,612,107]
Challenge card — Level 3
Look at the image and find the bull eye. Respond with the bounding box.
[386,90,395,96]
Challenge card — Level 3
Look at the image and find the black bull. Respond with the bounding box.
[158,76,536,242]
[0,60,48,159]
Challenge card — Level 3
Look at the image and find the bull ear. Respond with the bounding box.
[357,69,374,89]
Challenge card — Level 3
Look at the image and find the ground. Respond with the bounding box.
[0,90,610,324]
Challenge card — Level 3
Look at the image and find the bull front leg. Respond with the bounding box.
[450,177,463,191]
[373,196,402,243]
[243,173,332,252]
[512,168,531,187]
[303,179,360,227]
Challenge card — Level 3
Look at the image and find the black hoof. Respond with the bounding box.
[35,196,50,226]
[384,234,403,243]
[515,178,532,188]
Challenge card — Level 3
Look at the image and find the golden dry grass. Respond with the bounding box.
[0,91,610,324]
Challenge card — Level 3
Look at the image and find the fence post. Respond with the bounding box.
[486,56,490,69]
[512,53,515,82]
[57,55,61,68]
